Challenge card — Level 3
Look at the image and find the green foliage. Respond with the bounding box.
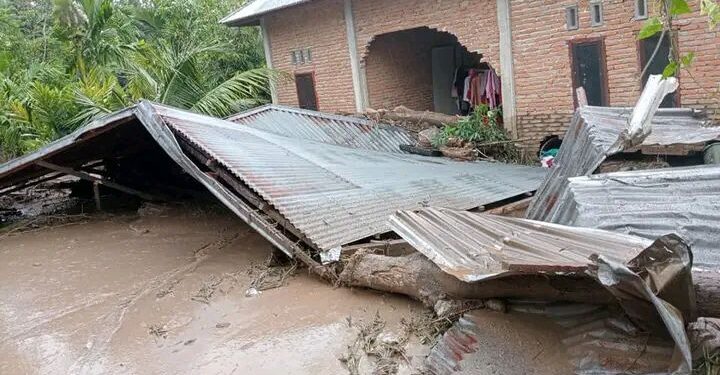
[638,1,717,80]
[0,0,270,159]
[670,0,692,15]
[432,105,521,163]
[663,52,696,78]
[701,0,720,28]
[638,17,664,39]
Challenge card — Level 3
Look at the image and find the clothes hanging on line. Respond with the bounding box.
[452,67,503,113]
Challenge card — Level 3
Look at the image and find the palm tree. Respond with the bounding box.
[73,39,275,121]
[0,0,276,158]
[55,0,275,121]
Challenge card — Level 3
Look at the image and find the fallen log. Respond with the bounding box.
[339,251,615,307]
[695,272,720,318]
[369,106,459,128]
[340,251,720,318]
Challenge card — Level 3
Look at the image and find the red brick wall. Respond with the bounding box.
[265,0,356,113]
[364,28,459,111]
[354,0,501,111]
[511,0,720,146]
[263,0,720,149]
[353,0,500,69]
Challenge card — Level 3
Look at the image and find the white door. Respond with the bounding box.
[431,46,458,115]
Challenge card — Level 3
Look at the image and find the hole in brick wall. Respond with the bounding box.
[362,27,497,116]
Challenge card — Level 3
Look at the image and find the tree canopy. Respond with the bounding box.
[0,0,270,159]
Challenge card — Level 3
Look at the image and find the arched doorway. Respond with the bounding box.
[362,27,494,115]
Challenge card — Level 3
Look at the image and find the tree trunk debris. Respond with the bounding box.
[364,106,459,134]
[339,251,615,308]
[338,250,720,318]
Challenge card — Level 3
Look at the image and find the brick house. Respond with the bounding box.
[221,0,720,148]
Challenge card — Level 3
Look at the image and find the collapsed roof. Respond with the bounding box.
[526,106,720,222]
[550,164,720,268]
[390,207,655,282]
[0,101,546,261]
[225,104,415,153]
[389,207,696,373]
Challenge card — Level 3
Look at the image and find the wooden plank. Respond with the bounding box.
[0,172,64,195]
[484,197,534,218]
[35,160,159,201]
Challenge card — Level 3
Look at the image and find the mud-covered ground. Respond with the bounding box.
[0,202,573,375]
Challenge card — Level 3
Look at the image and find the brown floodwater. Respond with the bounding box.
[0,204,573,375]
[0,205,430,374]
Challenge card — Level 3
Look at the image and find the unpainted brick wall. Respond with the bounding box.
[353,0,502,112]
[265,0,356,113]
[364,27,459,111]
[511,0,720,148]
[263,0,720,149]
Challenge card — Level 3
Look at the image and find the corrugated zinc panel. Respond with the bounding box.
[227,105,415,154]
[553,164,720,268]
[426,303,674,375]
[153,105,547,252]
[221,0,313,25]
[526,106,719,222]
[389,207,650,282]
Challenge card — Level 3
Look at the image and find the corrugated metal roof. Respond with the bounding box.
[220,0,312,25]
[155,105,546,252]
[0,102,546,258]
[226,104,414,154]
[388,207,650,282]
[526,106,720,222]
[550,164,720,268]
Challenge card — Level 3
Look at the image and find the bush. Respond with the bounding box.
[432,105,521,163]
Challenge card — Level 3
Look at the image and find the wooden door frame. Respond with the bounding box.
[568,37,610,108]
[294,71,320,111]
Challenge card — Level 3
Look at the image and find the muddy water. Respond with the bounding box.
[0,205,579,375]
[0,206,426,374]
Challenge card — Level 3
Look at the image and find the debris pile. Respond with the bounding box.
[363,105,458,134]
[2,74,720,374]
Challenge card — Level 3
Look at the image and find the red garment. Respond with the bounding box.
[465,69,479,104]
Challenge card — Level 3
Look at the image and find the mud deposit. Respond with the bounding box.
[0,204,574,374]
[0,205,428,374]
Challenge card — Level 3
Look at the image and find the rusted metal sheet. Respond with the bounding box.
[221,0,312,25]
[227,104,415,154]
[389,207,650,282]
[591,238,695,374]
[416,223,695,374]
[551,164,720,268]
[526,105,719,222]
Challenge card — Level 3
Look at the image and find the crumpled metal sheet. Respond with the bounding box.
[0,102,546,256]
[389,207,651,282]
[393,207,696,373]
[155,105,546,252]
[227,104,415,154]
[550,164,720,268]
[590,234,695,374]
[525,106,719,222]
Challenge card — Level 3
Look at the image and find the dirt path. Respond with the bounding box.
[0,205,427,374]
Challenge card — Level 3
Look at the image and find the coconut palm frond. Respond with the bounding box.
[190,68,274,117]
